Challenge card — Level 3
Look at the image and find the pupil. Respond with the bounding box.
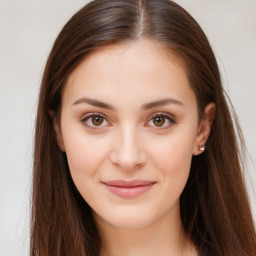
[92,116,103,125]
[154,116,165,126]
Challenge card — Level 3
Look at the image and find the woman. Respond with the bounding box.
[31,0,256,255]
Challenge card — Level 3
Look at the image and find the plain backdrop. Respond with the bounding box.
[0,0,255,255]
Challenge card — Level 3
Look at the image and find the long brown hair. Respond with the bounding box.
[31,0,256,255]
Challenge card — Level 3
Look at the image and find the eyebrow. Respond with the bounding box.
[72,97,184,110]
[142,98,184,110]
[73,97,116,110]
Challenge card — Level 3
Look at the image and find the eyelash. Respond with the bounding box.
[145,112,176,129]
[81,113,109,129]
[80,112,176,129]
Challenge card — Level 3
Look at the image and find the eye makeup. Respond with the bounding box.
[80,111,176,131]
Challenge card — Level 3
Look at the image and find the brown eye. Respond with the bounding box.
[92,116,104,126]
[146,113,175,129]
[153,116,165,127]
[81,113,110,128]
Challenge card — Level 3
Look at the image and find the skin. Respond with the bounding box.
[52,40,215,256]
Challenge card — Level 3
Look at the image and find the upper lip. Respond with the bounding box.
[102,180,155,187]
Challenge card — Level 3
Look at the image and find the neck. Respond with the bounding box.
[93,203,196,256]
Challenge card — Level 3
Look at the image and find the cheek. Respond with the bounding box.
[156,143,192,181]
[150,131,195,198]
[152,126,195,169]
[63,132,111,206]
[61,123,109,184]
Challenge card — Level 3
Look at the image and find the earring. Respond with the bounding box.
[199,145,205,151]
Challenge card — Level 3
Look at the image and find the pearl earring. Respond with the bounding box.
[199,145,205,151]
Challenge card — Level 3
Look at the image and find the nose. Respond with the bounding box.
[109,125,146,171]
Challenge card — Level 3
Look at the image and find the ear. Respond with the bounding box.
[193,103,215,155]
[48,110,65,152]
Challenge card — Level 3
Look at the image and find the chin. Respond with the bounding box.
[107,216,155,230]
[92,205,161,230]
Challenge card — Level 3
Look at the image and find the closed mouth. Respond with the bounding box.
[102,180,156,198]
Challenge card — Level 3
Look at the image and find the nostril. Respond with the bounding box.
[108,128,146,170]
[109,147,146,171]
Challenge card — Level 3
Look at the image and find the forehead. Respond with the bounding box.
[62,40,195,108]
[67,40,185,82]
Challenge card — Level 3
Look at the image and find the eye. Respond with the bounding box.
[145,113,175,129]
[81,113,110,128]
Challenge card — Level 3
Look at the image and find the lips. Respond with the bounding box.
[102,180,156,198]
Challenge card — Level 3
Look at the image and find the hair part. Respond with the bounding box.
[31,0,256,255]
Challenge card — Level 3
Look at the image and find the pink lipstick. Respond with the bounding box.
[102,180,155,198]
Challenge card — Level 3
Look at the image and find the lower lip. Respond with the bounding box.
[104,183,155,198]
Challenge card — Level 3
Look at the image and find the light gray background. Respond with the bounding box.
[1,0,255,255]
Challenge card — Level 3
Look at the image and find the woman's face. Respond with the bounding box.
[54,40,212,229]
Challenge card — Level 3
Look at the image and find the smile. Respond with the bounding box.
[102,180,156,198]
